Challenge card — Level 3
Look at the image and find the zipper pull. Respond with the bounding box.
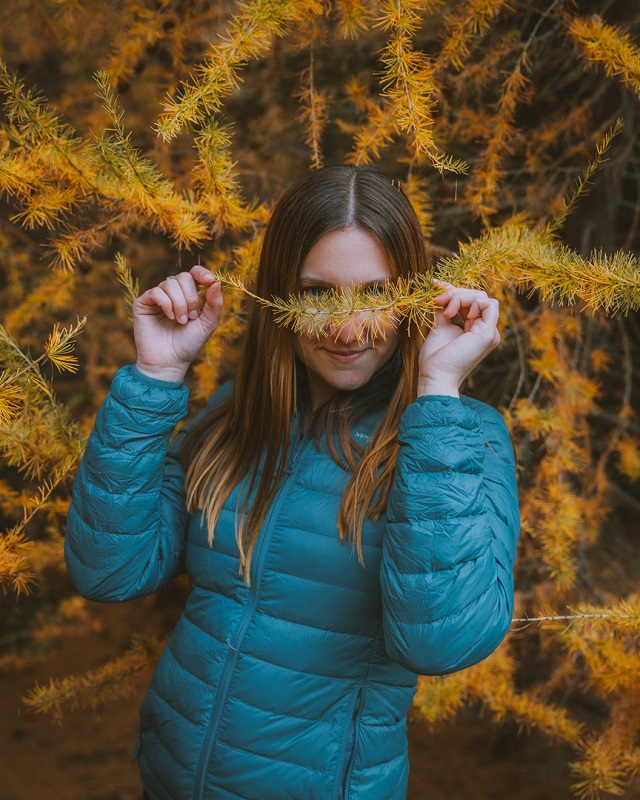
[285,432,310,475]
[285,452,300,475]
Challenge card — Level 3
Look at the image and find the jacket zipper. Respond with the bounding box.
[332,686,365,800]
[192,444,306,800]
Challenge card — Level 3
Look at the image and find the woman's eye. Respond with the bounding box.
[302,286,331,298]
[301,282,389,299]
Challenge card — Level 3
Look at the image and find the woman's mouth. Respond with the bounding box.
[322,348,368,363]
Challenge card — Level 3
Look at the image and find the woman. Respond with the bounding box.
[65,165,519,800]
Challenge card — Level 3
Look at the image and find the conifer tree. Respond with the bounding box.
[1,1,640,796]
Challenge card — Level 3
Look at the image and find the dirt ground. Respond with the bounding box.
[0,594,636,800]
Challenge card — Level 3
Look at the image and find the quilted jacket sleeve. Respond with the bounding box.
[64,365,193,602]
[380,394,519,675]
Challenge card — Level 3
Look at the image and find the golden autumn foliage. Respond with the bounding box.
[1,1,640,797]
[23,632,166,722]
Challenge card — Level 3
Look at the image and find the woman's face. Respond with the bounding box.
[293,226,401,410]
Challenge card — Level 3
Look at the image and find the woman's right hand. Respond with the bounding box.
[132,265,223,382]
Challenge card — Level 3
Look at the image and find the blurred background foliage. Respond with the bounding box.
[1,1,640,798]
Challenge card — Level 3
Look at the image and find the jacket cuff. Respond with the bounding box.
[400,394,480,435]
[130,364,185,390]
[110,365,190,418]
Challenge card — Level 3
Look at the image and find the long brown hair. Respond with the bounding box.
[181,165,431,579]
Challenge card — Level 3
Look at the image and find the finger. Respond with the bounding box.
[457,289,488,307]
[135,287,176,320]
[433,278,455,289]
[429,308,454,332]
[190,264,217,285]
[435,288,489,313]
[433,291,453,305]
[170,272,202,320]
[460,291,489,319]
[468,300,481,320]
[199,281,224,327]
[442,289,489,319]
[441,295,461,319]
[437,287,488,301]
[464,297,500,334]
[480,297,500,330]
[160,275,193,324]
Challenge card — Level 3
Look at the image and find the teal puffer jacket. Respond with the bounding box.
[65,365,519,800]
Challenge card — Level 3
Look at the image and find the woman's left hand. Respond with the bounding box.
[417,282,501,397]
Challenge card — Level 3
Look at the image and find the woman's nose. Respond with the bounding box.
[328,314,366,344]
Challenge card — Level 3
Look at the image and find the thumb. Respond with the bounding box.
[199,281,224,330]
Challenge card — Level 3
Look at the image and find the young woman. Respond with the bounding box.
[65,165,519,800]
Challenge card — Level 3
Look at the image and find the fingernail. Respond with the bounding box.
[179,315,188,324]
[188,310,199,319]
[205,271,214,279]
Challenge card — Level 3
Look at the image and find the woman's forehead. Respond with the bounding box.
[300,227,393,285]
